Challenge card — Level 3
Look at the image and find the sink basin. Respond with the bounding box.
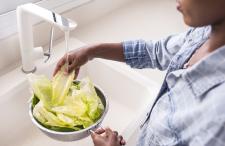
[0,38,159,146]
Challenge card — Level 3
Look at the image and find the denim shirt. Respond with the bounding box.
[123,26,225,146]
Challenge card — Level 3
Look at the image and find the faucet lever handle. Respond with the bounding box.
[44,26,54,63]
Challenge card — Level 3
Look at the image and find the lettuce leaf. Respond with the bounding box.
[52,67,75,106]
[79,78,104,121]
[28,74,52,109]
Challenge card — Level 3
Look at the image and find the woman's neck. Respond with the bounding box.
[208,19,225,52]
[184,20,225,68]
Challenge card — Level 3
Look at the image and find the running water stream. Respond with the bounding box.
[65,31,70,72]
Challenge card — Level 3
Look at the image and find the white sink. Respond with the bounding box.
[0,38,159,146]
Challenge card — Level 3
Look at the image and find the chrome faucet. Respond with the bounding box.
[17,3,77,73]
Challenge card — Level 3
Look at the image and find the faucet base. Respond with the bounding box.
[21,66,37,74]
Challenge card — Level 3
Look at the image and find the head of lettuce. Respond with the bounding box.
[28,68,104,132]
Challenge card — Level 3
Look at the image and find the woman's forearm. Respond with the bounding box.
[87,43,125,62]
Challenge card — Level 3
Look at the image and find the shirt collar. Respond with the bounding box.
[183,44,225,97]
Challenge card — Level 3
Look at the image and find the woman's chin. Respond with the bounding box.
[183,17,204,27]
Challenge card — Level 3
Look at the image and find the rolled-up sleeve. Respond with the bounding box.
[122,28,194,70]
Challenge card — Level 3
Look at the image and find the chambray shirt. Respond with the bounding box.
[123,26,225,146]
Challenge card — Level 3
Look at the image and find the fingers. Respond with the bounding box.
[53,47,90,76]
[67,61,77,73]
[121,139,126,145]
[92,127,126,146]
[95,127,117,137]
[105,128,124,144]
[91,130,100,140]
[113,130,126,145]
[118,135,126,145]
[90,131,99,143]
[53,53,79,76]
[91,130,106,146]
[105,127,114,138]
[74,68,80,79]
[94,127,105,135]
[90,130,96,139]
[113,131,118,136]
[53,55,66,76]
[66,53,81,73]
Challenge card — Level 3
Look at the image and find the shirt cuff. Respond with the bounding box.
[122,40,146,68]
[122,40,136,67]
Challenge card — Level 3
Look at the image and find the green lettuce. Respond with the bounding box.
[28,68,104,132]
[28,74,52,109]
[52,66,75,106]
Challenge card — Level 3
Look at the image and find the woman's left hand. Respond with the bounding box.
[91,127,126,146]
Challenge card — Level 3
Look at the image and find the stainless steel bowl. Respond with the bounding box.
[29,81,109,141]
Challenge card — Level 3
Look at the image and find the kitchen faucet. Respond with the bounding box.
[17,3,77,73]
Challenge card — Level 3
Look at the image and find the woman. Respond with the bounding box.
[54,0,225,145]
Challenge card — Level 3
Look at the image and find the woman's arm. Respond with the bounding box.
[87,43,125,62]
[54,28,194,75]
[53,42,125,75]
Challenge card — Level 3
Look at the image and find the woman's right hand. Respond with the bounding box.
[53,45,92,77]
[53,42,124,77]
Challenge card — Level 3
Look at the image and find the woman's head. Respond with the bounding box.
[177,0,225,27]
